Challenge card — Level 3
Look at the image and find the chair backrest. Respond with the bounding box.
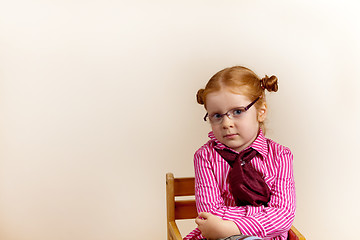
[166,172,197,222]
[166,172,305,240]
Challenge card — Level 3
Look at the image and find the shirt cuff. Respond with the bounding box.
[233,216,265,238]
[183,228,204,240]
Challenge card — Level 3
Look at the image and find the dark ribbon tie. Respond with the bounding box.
[215,148,271,207]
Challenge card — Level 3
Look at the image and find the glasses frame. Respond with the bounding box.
[203,96,260,123]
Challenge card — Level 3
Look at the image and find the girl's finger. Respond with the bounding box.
[195,217,205,225]
[198,212,211,219]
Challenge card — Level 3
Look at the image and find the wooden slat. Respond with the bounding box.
[174,177,195,196]
[168,221,182,240]
[166,173,175,223]
[174,200,198,219]
[288,225,306,240]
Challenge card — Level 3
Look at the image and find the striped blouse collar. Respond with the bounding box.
[208,129,268,160]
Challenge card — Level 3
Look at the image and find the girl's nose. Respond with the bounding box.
[221,115,234,128]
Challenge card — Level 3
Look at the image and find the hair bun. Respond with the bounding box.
[260,75,278,92]
[196,89,205,105]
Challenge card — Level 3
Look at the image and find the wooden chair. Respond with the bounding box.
[166,172,305,240]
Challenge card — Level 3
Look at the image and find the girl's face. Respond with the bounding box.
[205,89,267,152]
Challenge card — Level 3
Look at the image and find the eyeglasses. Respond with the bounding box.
[203,97,260,124]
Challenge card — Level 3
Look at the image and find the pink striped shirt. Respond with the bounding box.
[184,130,296,240]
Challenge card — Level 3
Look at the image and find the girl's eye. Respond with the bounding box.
[232,109,243,116]
[212,113,222,119]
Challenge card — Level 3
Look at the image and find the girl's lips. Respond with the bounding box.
[224,134,238,139]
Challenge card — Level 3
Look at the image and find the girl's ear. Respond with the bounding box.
[257,102,267,122]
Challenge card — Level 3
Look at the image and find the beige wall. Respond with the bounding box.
[1,1,360,239]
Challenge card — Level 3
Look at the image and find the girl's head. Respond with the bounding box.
[197,66,278,151]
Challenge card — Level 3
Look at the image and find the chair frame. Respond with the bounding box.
[166,172,305,240]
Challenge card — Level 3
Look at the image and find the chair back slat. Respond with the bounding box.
[174,178,195,196]
[175,200,198,219]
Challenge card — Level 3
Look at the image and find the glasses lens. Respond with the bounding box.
[230,108,245,118]
[209,113,226,124]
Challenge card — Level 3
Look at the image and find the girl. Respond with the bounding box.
[184,66,295,240]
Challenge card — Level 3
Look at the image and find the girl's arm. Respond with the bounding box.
[194,149,247,220]
[194,148,296,239]
[195,212,240,240]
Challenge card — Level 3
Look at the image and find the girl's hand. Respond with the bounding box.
[195,212,241,240]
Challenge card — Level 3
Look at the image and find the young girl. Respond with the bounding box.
[184,66,295,240]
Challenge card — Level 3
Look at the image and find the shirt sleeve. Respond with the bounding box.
[194,148,247,219]
[183,228,202,240]
[194,147,296,239]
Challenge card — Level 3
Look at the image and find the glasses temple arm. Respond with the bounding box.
[244,96,260,111]
[203,113,208,121]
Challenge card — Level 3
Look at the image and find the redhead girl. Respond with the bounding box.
[184,66,295,240]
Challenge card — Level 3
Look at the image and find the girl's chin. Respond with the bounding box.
[224,144,243,152]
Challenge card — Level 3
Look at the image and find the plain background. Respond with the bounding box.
[1,0,360,239]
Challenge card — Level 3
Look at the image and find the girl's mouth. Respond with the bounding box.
[224,134,237,139]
